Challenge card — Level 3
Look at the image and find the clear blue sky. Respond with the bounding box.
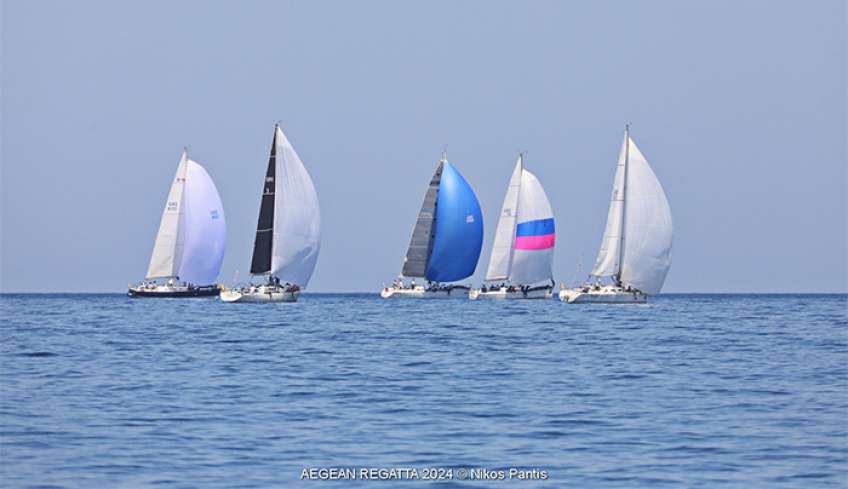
[1,0,846,293]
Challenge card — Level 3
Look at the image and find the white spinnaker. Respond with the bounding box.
[146,152,188,279]
[509,169,555,285]
[178,160,227,285]
[270,127,321,287]
[590,135,627,277]
[619,139,673,294]
[485,156,523,281]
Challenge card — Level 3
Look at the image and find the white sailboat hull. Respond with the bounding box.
[469,286,552,300]
[559,286,647,304]
[380,285,470,299]
[220,285,299,303]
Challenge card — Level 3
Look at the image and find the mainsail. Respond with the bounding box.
[250,125,321,287]
[590,140,627,277]
[484,155,556,285]
[146,152,188,280]
[146,151,226,284]
[402,162,443,278]
[590,128,673,294]
[485,156,522,281]
[250,132,276,275]
[402,157,483,282]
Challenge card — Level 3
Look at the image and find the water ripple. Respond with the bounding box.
[0,293,846,488]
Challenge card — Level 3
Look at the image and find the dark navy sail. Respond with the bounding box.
[250,129,277,275]
[425,161,483,282]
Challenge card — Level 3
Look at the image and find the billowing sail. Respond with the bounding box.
[178,160,226,285]
[250,132,276,275]
[619,139,673,294]
[402,162,443,278]
[425,161,483,282]
[591,139,627,277]
[269,126,321,287]
[590,130,673,294]
[509,169,556,285]
[485,157,522,281]
[146,152,188,279]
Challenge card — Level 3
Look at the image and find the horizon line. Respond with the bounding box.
[0,291,846,296]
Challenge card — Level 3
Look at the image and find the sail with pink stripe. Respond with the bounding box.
[515,218,555,250]
[484,155,556,285]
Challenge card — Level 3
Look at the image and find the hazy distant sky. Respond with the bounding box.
[1,0,846,293]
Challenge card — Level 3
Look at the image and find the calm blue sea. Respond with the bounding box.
[1,294,846,488]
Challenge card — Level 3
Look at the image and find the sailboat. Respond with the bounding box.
[128,150,226,297]
[220,124,321,303]
[380,152,483,298]
[560,126,672,304]
[469,154,556,300]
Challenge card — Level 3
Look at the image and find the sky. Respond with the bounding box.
[1,0,846,293]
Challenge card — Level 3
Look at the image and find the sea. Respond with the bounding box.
[0,293,846,488]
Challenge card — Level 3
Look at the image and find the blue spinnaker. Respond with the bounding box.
[426,162,483,282]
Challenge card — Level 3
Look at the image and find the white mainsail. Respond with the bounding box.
[270,126,321,287]
[590,129,673,294]
[590,141,626,277]
[179,160,226,285]
[146,152,188,279]
[485,156,522,281]
[484,155,556,285]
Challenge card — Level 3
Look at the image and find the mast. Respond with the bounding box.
[616,124,630,285]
